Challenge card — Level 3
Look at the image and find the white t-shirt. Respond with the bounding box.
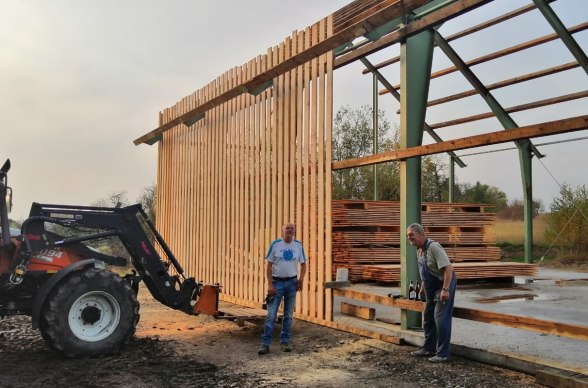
[265,238,307,278]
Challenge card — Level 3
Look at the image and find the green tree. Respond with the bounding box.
[332,104,399,200]
[497,198,543,220]
[454,181,507,212]
[545,183,588,258]
[137,184,157,224]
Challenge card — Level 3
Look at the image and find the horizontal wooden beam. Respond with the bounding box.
[423,61,580,108]
[428,90,588,130]
[298,313,404,344]
[380,21,588,93]
[361,0,552,74]
[334,0,492,69]
[332,114,588,170]
[135,0,431,145]
[333,288,588,341]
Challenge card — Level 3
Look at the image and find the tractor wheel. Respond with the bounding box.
[40,268,140,358]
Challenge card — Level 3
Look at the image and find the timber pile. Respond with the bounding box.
[332,200,537,283]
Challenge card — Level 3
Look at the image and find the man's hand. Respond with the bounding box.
[296,279,304,292]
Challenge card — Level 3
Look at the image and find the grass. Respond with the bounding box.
[489,214,556,264]
[488,214,549,245]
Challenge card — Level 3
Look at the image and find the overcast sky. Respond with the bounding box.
[1,0,587,221]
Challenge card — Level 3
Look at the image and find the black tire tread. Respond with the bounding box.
[40,268,139,358]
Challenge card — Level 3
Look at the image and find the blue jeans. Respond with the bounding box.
[261,278,297,346]
[422,275,457,358]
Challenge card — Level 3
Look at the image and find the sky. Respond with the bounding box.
[1,0,587,221]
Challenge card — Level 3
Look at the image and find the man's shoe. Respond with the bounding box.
[280,342,292,352]
[410,348,435,357]
[428,355,449,363]
[258,345,269,355]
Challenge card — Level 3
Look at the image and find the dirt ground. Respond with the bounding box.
[0,288,546,388]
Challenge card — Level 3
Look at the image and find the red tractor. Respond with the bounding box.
[0,159,219,357]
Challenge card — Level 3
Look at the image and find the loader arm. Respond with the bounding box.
[22,202,210,314]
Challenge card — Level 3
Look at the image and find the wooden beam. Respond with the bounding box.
[298,314,404,345]
[361,0,554,74]
[428,90,588,130]
[424,62,580,108]
[134,0,431,145]
[332,115,588,170]
[379,21,588,93]
[333,288,588,341]
[536,368,588,388]
[341,302,376,320]
[334,0,492,69]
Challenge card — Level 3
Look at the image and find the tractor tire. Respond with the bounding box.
[40,268,140,358]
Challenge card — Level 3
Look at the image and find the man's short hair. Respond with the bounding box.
[407,223,425,236]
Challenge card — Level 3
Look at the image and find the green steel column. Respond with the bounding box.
[520,145,534,263]
[400,29,435,330]
[373,74,379,200]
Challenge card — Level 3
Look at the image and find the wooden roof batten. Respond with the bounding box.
[134,0,432,146]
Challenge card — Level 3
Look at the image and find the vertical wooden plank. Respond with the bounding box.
[194,90,202,280]
[317,18,327,320]
[323,15,335,321]
[260,52,270,302]
[276,42,285,233]
[203,83,211,283]
[295,30,305,316]
[213,79,221,284]
[289,33,297,244]
[282,37,291,225]
[309,22,320,318]
[229,68,237,297]
[237,66,244,300]
[244,60,253,302]
[271,45,279,237]
[221,70,231,295]
[252,55,261,304]
[302,27,312,315]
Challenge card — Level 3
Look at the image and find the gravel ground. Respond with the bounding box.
[0,290,544,388]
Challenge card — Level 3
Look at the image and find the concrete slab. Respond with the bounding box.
[332,268,588,375]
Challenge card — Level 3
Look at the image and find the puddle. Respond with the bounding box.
[475,293,546,304]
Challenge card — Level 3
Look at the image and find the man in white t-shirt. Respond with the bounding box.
[258,223,307,355]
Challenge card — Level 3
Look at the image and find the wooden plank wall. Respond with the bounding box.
[156,16,334,321]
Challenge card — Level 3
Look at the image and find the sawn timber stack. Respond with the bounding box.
[332,200,537,283]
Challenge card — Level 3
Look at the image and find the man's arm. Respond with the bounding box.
[266,261,275,295]
[440,263,453,302]
[297,262,307,291]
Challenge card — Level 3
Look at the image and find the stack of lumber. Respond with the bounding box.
[332,200,537,283]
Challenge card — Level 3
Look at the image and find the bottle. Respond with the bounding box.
[408,280,416,300]
[415,281,421,301]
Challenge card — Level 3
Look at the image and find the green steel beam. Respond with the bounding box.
[434,31,537,262]
[532,0,588,76]
[400,29,435,330]
[360,57,467,168]
[519,145,534,263]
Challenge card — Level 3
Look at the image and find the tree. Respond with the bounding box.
[545,183,588,258]
[454,181,508,212]
[332,104,399,200]
[137,184,156,224]
[92,191,129,208]
[497,198,543,220]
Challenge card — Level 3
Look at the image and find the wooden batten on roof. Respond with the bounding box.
[134,0,431,146]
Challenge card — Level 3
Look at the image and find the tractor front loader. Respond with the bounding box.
[0,159,220,357]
